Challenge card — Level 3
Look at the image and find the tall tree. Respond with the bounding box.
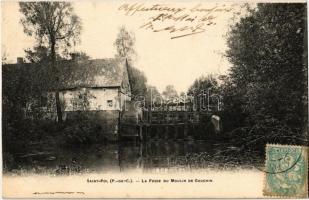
[188,75,218,95]
[188,75,219,111]
[114,26,136,59]
[19,2,82,122]
[128,67,147,97]
[162,85,178,102]
[114,26,148,98]
[225,4,307,138]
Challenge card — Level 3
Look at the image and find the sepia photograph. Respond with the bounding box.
[1,0,308,198]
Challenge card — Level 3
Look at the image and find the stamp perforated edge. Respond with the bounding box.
[263,144,308,198]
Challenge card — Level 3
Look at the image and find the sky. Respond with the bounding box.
[2,1,247,93]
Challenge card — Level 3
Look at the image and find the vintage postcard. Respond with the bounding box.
[1,0,308,198]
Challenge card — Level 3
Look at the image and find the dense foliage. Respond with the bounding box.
[114,26,136,59]
[128,66,148,97]
[19,2,82,60]
[162,85,179,102]
[187,75,220,112]
[222,3,307,144]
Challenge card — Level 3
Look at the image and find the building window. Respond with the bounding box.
[107,100,113,107]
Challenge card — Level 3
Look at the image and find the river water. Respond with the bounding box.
[8,140,264,175]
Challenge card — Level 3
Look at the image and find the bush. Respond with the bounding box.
[62,119,104,146]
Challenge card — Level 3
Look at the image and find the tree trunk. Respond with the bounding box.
[55,91,62,123]
[51,39,63,123]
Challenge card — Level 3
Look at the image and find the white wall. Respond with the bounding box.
[61,88,121,111]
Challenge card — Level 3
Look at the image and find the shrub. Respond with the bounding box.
[62,119,104,146]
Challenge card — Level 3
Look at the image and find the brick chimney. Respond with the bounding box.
[17,57,24,64]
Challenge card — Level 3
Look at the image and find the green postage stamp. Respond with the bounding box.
[263,144,308,198]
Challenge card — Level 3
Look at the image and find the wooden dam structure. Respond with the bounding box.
[119,102,217,141]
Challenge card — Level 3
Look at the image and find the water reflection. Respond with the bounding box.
[11,140,263,174]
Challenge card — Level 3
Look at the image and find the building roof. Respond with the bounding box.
[3,58,131,91]
[57,58,129,90]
